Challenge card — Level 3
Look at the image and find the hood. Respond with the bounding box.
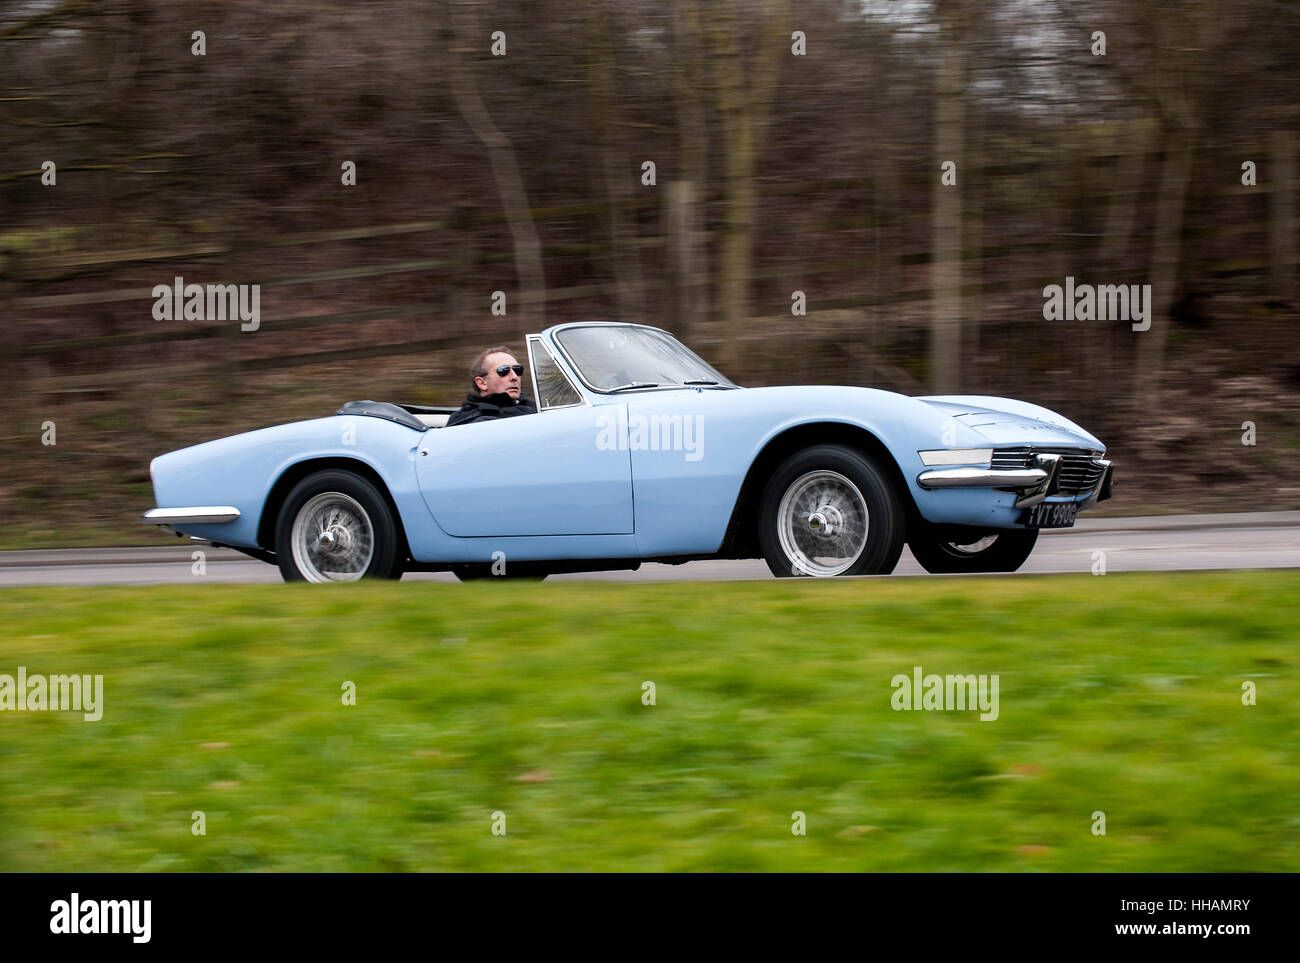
[917,395,1105,450]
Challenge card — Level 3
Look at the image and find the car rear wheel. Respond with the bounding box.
[906,523,1038,574]
[275,470,404,582]
[758,445,905,578]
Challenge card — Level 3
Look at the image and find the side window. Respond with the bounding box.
[529,339,583,409]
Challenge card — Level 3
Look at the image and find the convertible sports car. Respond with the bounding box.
[143,322,1112,581]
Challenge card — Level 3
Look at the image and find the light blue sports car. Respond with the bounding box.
[143,322,1112,581]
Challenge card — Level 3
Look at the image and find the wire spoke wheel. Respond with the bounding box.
[776,469,870,577]
[290,491,375,582]
[760,446,904,579]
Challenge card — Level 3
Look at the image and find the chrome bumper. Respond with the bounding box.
[918,456,1113,510]
[917,466,1050,489]
[141,507,241,525]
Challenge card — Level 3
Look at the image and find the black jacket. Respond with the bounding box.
[445,392,539,427]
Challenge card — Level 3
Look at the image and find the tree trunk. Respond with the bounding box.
[585,1,645,325]
[669,0,711,340]
[1132,0,1212,409]
[1270,128,1296,303]
[0,250,20,411]
[930,8,965,394]
[706,0,788,368]
[666,179,705,339]
[446,1,546,328]
[1135,128,1195,409]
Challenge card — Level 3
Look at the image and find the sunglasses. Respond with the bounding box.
[494,364,524,377]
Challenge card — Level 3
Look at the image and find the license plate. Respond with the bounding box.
[1021,501,1077,529]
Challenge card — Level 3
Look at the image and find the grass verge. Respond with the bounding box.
[0,571,1295,871]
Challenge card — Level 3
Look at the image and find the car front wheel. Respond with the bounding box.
[758,445,906,578]
[275,470,404,582]
[906,523,1038,574]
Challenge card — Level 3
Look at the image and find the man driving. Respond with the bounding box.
[445,345,539,427]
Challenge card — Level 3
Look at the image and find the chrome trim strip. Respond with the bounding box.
[526,335,541,405]
[917,467,1049,489]
[918,447,994,467]
[1014,453,1063,509]
[526,335,587,412]
[141,507,241,525]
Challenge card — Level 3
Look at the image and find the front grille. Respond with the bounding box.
[992,447,1106,496]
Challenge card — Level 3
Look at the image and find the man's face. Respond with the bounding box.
[477,352,522,399]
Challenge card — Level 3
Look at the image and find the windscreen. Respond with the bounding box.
[555,326,733,391]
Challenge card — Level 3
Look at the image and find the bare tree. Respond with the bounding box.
[667,0,712,339]
[701,0,790,364]
[445,0,547,328]
[930,0,967,394]
[1133,1,1218,410]
[584,0,646,325]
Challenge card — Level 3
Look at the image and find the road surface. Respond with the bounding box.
[0,512,1295,586]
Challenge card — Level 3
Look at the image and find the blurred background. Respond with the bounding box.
[2,0,1298,548]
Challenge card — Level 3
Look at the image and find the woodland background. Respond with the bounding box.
[2,0,1298,546]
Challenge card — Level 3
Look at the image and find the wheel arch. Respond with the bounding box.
[719,421,919,558]
[257,456,410,559]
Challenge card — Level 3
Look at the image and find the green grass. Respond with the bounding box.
[0,572,1296,872]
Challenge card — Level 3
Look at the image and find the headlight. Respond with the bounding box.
[918,448,993,467]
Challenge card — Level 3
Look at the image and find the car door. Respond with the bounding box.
[415,340,633,536]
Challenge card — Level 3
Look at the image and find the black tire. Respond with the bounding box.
[451,562,548,582]
[758,445,906,578]
[275,470,404,582]
[906,522,1038,574]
